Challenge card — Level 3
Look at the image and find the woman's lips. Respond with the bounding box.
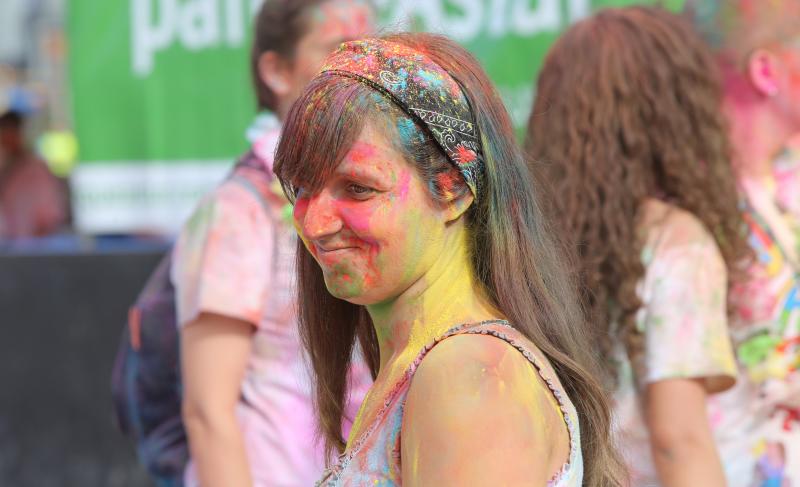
[314,244,360,262]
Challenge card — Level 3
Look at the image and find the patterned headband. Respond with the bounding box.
[320,39,485,199]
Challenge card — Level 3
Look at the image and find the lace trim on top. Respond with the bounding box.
[317,320,580,486]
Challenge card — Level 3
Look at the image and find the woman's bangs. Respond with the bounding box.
[274,75,371,201]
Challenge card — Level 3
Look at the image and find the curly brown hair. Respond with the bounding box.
[524,6,751,382]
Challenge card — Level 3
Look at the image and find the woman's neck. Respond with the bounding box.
[366,226,500,373]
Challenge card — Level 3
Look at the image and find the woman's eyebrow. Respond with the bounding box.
[334,160,395,185]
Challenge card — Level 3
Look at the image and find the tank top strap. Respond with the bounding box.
[401,320,513,380]
[410,320,563,397]
[432,320,577,409]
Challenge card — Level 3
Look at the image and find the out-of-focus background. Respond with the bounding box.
[0,1,681,486]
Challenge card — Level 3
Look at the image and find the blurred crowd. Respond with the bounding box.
[0,0,71,241]
[3,0,800,486]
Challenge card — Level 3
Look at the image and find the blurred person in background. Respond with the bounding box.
[172,1,374,486]
[685,0,800,483]
[772,133,800,242]
[0,109,66,239]
[526,7,751,486]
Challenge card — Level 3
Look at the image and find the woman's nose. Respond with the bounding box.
[295,190,343,241]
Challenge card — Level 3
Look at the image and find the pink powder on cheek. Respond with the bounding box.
[361,240,384,288]
[293,197,309,232]
[339,202,376,238]
[293,197,309,217]
[788,62,800,93]
[292,199,319,257]
[336,202,384,289]
[396,169,411,200]
[776,50,800,109]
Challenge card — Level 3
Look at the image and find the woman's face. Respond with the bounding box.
[285,0,374,109]
[777,37,800,128]
[293,122,448,305]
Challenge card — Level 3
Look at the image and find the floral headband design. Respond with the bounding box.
[321,39,486,199]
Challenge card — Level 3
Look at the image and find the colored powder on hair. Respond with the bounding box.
[435,170,461,200]
[396,117,421,146]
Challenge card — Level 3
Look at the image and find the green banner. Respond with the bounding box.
[68,0,678,234]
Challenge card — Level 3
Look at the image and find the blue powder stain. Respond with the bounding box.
[396,68,409,90]
[416,68,443,88]
[396,117,418,144]
[368,91,383,104]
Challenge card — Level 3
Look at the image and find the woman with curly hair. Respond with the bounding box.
[526,6,751,486]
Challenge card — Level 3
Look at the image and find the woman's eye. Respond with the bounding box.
[346,183,374,199]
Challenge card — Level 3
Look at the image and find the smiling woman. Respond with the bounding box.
[274,33,626,486]
[294,123,443,303]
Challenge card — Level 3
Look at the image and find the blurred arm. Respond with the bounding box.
[181,312,255,487]
[645,378,726,487]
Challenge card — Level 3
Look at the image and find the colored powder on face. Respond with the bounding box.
[327,260,367,296]
[395,169,411,201]
[339,203,373,235]
[687,0,800,54]
[304,202,340,237]
[292,198,312,249]
[363,244,382,289]
[782,48,800,91]
[348,141,379,164]
[320,38,484,199]
[313,0,371,32]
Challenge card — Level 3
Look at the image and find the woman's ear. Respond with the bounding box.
[258,51,292,99]
[443,191,474,223]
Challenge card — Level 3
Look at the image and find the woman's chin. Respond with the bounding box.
[324,274,366,303]
[323,279,384,306]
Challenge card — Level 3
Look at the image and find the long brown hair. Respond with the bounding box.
[525,7,750,381]
[275,32,626,486]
